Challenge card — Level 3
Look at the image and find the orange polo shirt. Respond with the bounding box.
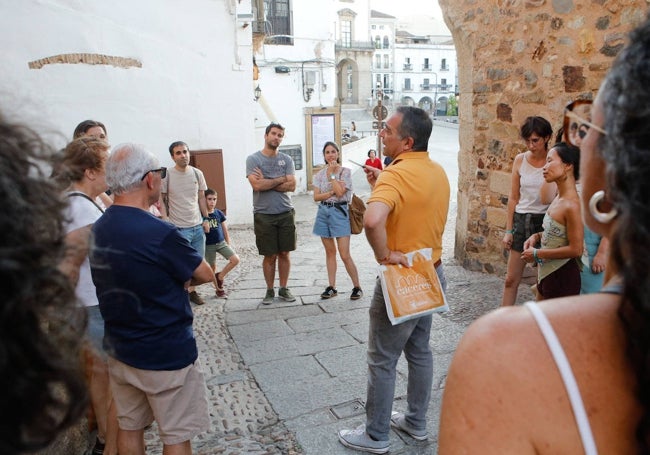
[367,151,450,262]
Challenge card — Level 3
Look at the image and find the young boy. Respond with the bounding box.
[204,188,240,298]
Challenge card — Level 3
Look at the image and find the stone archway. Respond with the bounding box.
[401,96,415,107]
[437,0,648,275]
[337,58,360,104]
[418,96,433,114]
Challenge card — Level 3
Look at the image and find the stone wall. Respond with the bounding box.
[437,0,649,274]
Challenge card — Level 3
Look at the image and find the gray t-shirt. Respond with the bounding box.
[246,150,295,214]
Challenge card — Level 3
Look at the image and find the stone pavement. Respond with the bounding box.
[168,176,535,453]
[43,133,534,455]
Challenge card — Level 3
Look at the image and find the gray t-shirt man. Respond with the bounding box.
[245,150,295,214]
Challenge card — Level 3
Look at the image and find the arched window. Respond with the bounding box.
[383,36,389,49]
[374,35,381,49]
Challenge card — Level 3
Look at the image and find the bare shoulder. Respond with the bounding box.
[440,295,639,454]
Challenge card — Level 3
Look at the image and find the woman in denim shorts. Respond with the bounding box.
[312,141,363,300]
[501,116,555,306]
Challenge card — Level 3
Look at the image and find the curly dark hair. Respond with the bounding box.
[599,13,650,453]
[0,116,88,453]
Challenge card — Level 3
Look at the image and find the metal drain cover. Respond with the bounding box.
[329,399,365,419]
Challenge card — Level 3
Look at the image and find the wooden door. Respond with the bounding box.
[190,149,226,214]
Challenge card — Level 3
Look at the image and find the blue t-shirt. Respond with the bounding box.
[90,205,203,370]
[205,209,226,245]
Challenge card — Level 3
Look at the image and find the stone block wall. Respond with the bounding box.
[439,0,649,274]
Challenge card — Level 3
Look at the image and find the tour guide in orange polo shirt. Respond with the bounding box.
[338,106,450,454]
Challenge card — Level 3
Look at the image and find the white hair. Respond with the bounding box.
[106,143,158,195]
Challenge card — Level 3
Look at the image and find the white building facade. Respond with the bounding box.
[369,10,458,116]
[252,0,339,188]
[1,0,257,223]
[393,35,458,116]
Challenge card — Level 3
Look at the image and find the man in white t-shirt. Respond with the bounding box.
[160,140,210,306]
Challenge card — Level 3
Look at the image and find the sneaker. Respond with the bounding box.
[351,287,363,300]
[262,288,275,305]
[278,287,296,302]
[321,286,338,299]
[390,411,428,441]
[189,291,205,305]
[215,272,224,291]
[216,288,228,298]
[91,437,105,455]
[338,424,389,454]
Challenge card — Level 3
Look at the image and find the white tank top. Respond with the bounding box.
[515,153,548,214]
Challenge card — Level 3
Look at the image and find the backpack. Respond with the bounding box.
[349,193,366,235]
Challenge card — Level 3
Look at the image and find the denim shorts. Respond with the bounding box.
[313,203,351,238]
[178,224,206,256]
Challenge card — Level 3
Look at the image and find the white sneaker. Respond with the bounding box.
[390,411,428,441]
[338,424,389,454]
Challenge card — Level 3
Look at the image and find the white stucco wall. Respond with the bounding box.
[253,0,337,193]
[0,0,256,224]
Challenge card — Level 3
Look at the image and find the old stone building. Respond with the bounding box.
[438,0,649,274]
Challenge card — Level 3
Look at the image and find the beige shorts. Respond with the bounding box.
[107,357,211,445]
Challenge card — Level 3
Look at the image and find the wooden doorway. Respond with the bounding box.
[190,149,226,213]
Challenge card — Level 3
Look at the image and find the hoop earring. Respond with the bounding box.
[589,190,618,224]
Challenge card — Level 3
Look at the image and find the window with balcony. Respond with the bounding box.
[421,78,430,90]
[264,0,292,45]
[374,35,381,49]
[423,58,431,71]
[441,78,448,90]
[403,57,412,71]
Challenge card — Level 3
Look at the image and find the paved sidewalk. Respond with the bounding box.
[179,190,534,455]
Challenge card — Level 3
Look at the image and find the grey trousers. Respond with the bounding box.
[365,266,447,441]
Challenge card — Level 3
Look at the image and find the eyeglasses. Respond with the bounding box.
[563,100,607,147]
[140,167,167,180]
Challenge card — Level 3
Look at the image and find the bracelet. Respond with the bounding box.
[377,251,391,264]
[505,229,514,234]
[203,217,210,222]
[533,248,543,264]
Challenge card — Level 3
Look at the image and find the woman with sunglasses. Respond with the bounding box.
[501,116,555,306]
[439,14,650,454]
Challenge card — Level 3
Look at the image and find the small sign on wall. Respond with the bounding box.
[279,145,303,170]
[311,114,335,166]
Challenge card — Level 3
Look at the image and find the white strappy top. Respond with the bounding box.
[525,302,598,455]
